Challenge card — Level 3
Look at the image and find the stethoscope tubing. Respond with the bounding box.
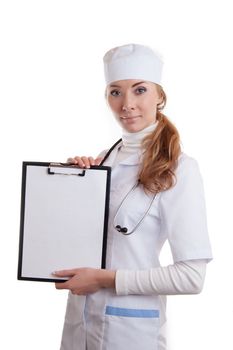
[101,139,157,235]
[113,182,157,235]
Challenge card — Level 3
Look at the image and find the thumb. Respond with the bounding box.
[52,269,78,277]
[94,157,103,165]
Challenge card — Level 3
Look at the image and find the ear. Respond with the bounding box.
[155,94,163,108]
[154,84,163,104]
[157,94,163,104]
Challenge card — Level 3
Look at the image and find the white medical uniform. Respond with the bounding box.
[60,139,212,350]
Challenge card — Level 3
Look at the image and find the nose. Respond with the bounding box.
[122,93,135,112]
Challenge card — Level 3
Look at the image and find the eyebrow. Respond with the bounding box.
[109,81,147,88]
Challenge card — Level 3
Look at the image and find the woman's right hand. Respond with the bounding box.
[67,156,103,168]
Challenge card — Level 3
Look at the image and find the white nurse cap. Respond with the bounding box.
[103,43,164,86]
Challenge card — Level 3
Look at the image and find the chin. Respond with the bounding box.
[124,126,141,133]
[126,124,146,133]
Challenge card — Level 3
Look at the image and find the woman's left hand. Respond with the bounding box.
[54,268,116,295]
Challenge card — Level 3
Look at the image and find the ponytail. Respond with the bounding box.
[139,86,181,194]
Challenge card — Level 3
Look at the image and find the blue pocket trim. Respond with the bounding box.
[105,306,159,318]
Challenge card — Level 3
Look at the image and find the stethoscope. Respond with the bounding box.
[100,139,157,235]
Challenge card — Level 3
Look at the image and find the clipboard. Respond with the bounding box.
[17,161,111,282]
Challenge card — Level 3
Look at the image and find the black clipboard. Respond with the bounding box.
[17,162,111,282]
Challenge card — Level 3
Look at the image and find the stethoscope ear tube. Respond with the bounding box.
[99,139,122,166]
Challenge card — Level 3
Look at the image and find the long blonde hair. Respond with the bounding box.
[139,85,181,194]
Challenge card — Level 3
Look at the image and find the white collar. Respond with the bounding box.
[122,122,158,149]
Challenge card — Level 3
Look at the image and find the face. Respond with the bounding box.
[106,79,163,133]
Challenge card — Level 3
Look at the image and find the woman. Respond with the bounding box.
[54,43,213,350]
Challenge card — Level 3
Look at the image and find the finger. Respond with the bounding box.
[67,157,77,164]
[55,281,70,290]
[81,156,91,168]
[74,156,85,167]
[88,157,95,166]
[71,289,78,295]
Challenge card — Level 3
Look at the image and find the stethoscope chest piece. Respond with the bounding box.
[115,225,128,234]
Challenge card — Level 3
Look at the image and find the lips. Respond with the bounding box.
[121,115,141,120]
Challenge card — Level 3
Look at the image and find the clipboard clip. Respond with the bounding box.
[48,163,86,177]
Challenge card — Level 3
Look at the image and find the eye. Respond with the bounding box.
[135,86,147,94]
[110,90,121,97]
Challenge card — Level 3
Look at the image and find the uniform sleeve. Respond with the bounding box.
[115,260,207,296]
[159,155,213,263]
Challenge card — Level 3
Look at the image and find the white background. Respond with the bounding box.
[0,0,232,349]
